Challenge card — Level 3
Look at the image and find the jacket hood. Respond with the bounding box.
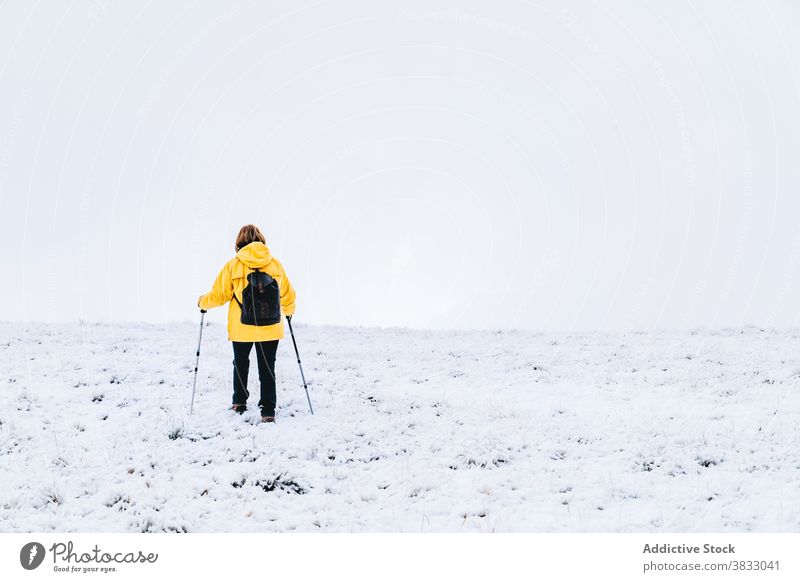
[236,241,273,269]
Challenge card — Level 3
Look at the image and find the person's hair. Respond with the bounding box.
[235,224,266,251]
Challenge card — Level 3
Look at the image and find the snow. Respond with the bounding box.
[1,321,799,532]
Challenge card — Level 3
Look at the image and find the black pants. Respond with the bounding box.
[232,341,279,416]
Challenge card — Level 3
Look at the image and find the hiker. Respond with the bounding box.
[198,224,296,423]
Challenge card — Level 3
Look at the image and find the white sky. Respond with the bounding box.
[1,0,799,331]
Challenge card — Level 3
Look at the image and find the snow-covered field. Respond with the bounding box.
[1,321,798,532]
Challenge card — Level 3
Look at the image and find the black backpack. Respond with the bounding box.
[233,269,281,326]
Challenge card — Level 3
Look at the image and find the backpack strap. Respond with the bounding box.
[232,267,260,308]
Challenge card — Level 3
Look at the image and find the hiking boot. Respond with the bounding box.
[231,404,247,415]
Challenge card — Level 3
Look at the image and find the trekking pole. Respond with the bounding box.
[286,315,314,415]
[190,310,206,415]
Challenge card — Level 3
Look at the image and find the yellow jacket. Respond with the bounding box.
[198,242,296,342]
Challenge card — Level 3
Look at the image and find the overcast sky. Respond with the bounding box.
[1,0,799,331]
